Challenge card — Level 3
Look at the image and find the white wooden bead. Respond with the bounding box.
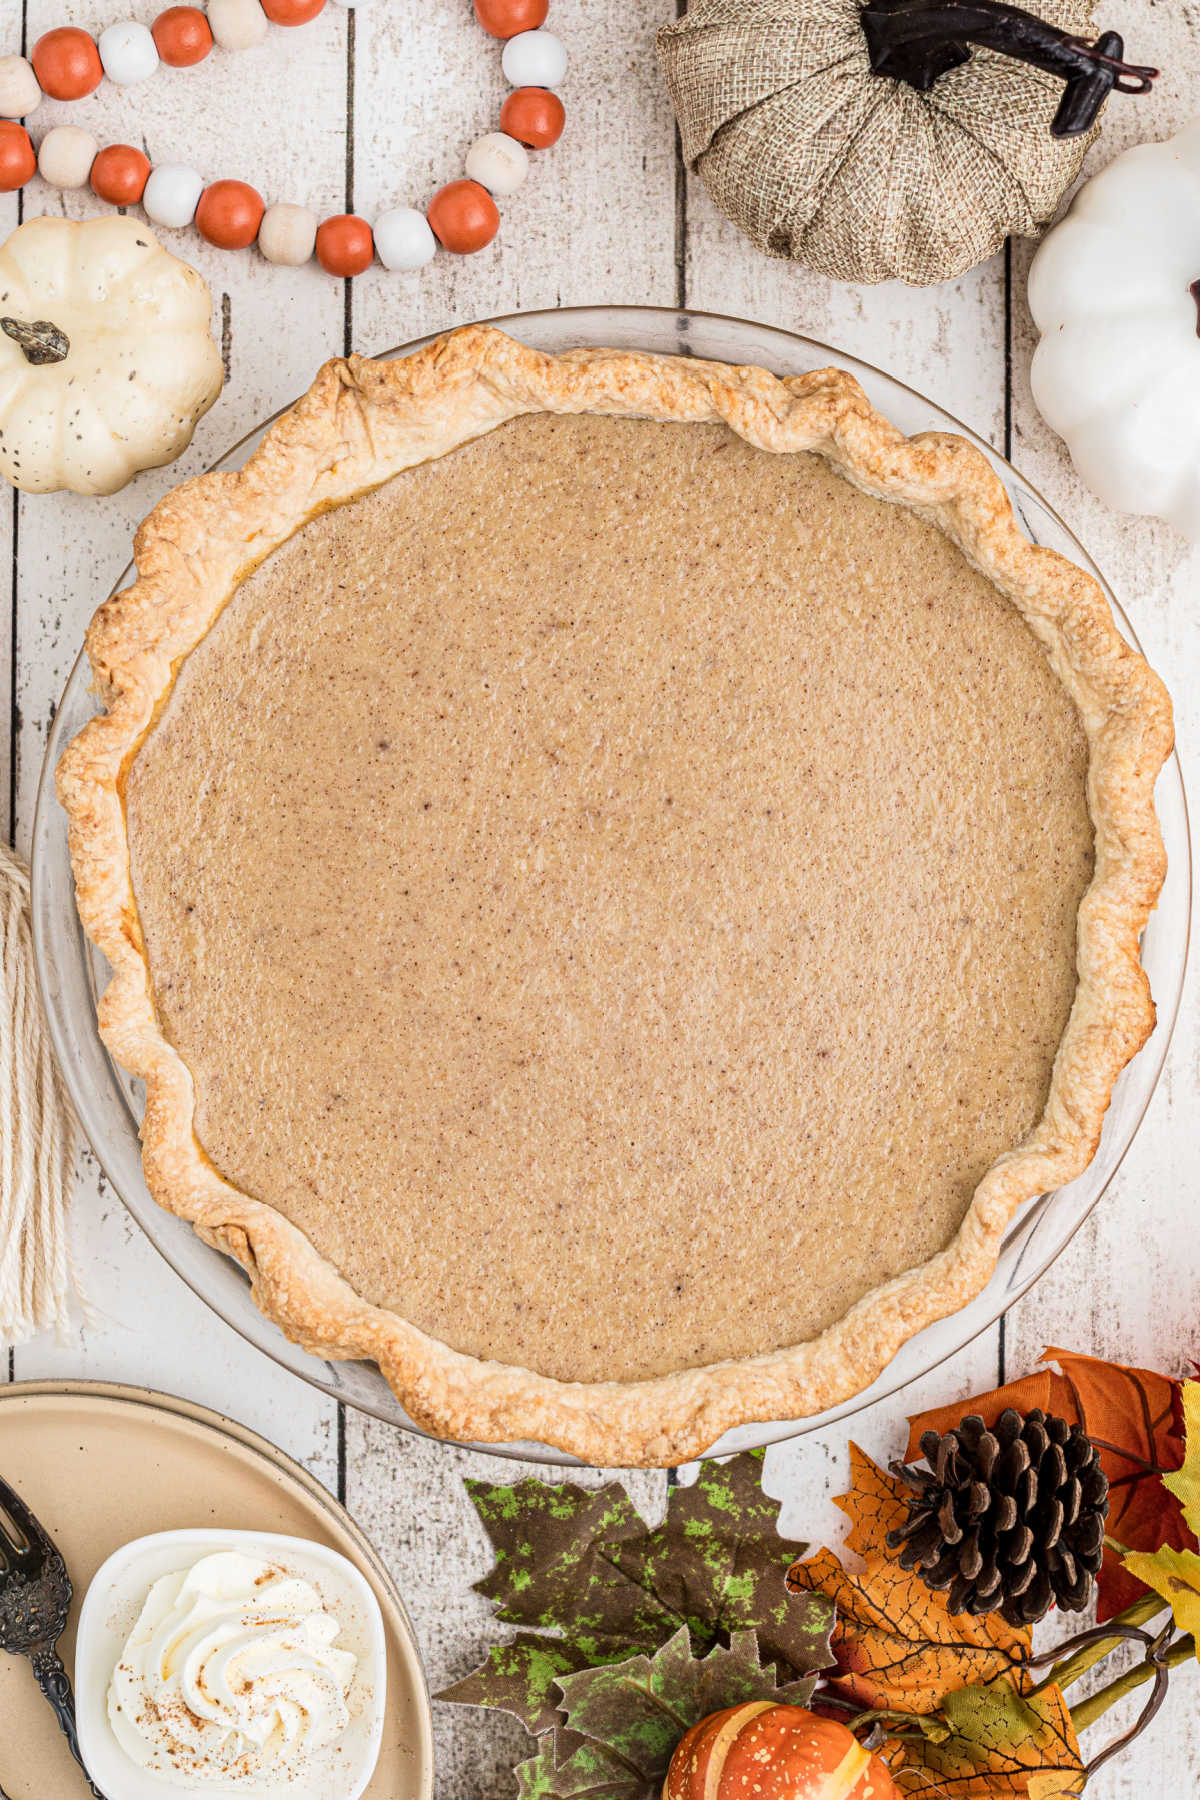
[207,0,269,52]
[258,203,319,266]
[373,206,437,272]
[143,163,205,229]
[501,29,567,89]
[0,55,41,118]
[98,20,160,85]
[465,132,529,198]
[37,126,98,190]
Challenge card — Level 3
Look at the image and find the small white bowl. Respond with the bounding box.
[76,1528,387,1800]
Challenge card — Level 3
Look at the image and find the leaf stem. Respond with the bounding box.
[1070,1633,1193,1734]
[1028,1595,1168,1696]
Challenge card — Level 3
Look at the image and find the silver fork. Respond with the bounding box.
[0,1472,106,1798]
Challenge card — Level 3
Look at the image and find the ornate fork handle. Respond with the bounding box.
[30,1644,107,1799]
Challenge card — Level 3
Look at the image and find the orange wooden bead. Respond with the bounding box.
[90,144,152,206]
[31,27,103,101]
[261,0,327,20]
[426,180,500,255]
[474,0,548,37]
[315,213,374,276]
[0,123,35,193]
[500,86,565,149]
[152,6,214,65]
[195,179,265,249]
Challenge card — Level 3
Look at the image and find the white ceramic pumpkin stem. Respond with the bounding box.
[0,315,70,365]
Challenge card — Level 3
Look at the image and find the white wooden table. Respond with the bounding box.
[3,5,1197,1794]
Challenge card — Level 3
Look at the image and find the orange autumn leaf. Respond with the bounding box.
[787,1544,1028,1714]
[787,1448,1085,1797]
[787,1449,1029,1715]
[906,1349,1195,1622]
[835,1442,912,1559]
[889,1680,1084,1797]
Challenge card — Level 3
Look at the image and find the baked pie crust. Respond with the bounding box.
[57,325,1173,1465]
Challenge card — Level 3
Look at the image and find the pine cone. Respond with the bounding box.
[886,1408,1109,1626]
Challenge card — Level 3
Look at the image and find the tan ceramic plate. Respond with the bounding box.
[0,1381,434,1800]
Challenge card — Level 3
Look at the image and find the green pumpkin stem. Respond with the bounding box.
[1,317,71,365]
[860,0,1157,136]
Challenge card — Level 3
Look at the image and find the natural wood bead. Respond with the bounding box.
[195,178,266,248]
[206,0,269,52]
[37,125,98,190]
[473,0,548,38]
[0,123,36,193]
[151,7,214,66]
[0,55,42,119]
[31,27,104,101]
[91,144,152,205]
[465,131,529,197]
[261,0,327,21]
[258,202,319,265]
[427,179,500,254]
[500,86,565,149]
[315,213,374,275]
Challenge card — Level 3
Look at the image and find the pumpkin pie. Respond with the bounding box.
[57,326,1172,1465]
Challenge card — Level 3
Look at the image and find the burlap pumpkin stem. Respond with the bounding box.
[657,0,1158,285]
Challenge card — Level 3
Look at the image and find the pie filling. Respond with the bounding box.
[125,413,1093,1387]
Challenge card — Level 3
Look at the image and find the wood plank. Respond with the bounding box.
[341,7,678,1792]
[678,103,1011,1602]
[996,16,1200,1791]
[9,0,351,1484]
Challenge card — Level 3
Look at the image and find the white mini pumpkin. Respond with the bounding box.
[1029,119,1200,539]
[0,214,223,496]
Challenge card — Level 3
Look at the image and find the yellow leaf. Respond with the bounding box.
[1163,1379,1200,1536]
[1121,1544,1200,1649]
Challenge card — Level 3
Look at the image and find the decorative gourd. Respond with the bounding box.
[0,214,222,495]
[657,0,1156,285]
[1029,119,1200,539]
[663,1703,901,1800]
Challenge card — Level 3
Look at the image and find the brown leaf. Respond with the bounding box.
[906,1349,1196,1622]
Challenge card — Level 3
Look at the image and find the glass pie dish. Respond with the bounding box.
[31,305,1192,1466]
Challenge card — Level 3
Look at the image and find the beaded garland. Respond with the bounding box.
[0,0,567,274]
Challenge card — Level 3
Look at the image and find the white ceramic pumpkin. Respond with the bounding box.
[1029,119,1200,540]
[0,214,223,496]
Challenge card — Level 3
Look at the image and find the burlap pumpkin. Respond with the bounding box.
[657,0,1100,285]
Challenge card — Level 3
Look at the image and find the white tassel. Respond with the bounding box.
[0,838,80,1345]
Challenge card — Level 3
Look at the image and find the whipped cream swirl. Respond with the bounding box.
[108,1549,357,1789]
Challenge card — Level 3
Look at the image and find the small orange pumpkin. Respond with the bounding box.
[663,1703,900,1800]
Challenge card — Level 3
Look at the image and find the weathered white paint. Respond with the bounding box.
[4,4,1197,1794]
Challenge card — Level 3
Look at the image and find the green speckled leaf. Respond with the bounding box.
[437,1634,603,1735]
[439,1451,834,1774]
[515,1737,650,1800]
[510,1627,822,1800]
[559,1626,818,1778]
[456,1453,829,1678]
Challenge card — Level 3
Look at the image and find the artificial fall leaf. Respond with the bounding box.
[907,1349,1195,1621]
[896,1681,1084,1797]
[512,1626,821,1800]
[786,1451,1029,1715]
[788,1450,1084,1796]
[1162,1379,1200,1533]
[440,1451,835,1739]
[1120,1544,1200,1649]
[836,1441,911,1558]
